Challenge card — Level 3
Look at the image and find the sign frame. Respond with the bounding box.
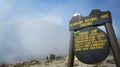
[68,9,120,67]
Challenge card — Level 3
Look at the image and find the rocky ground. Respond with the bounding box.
[0,54,116,67]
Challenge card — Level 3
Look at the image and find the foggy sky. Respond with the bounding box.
[0,0,120,64]
[0,14,69,64]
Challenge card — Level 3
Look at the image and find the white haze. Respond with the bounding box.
[0,15,69,64]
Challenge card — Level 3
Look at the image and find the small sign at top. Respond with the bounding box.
[69,9,112,31]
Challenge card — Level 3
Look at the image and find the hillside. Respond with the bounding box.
[0,54,116,67]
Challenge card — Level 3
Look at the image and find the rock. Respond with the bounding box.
[74,63,79,67]
[50,54,56,60]
[30,60,39,65]
[56,55,63,60]
[106,59,115,64]
[99,65,107,67]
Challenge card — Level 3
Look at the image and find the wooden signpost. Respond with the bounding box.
[68,9,120,67]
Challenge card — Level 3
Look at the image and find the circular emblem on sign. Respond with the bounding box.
[74,27,110,64]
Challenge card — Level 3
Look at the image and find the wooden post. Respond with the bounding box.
[67,31,74,67]
[105,22,120,67]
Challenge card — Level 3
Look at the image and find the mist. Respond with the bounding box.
[1,0,120,65]
[0,15,70,64]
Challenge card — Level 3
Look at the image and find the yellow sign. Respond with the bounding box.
[70,13,109,27]
[69,12,111,31]
[75,27,107,51]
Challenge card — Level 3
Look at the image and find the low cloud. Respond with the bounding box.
[0,15,69,64]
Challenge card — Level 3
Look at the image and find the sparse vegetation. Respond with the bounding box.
[0,54,116,67]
